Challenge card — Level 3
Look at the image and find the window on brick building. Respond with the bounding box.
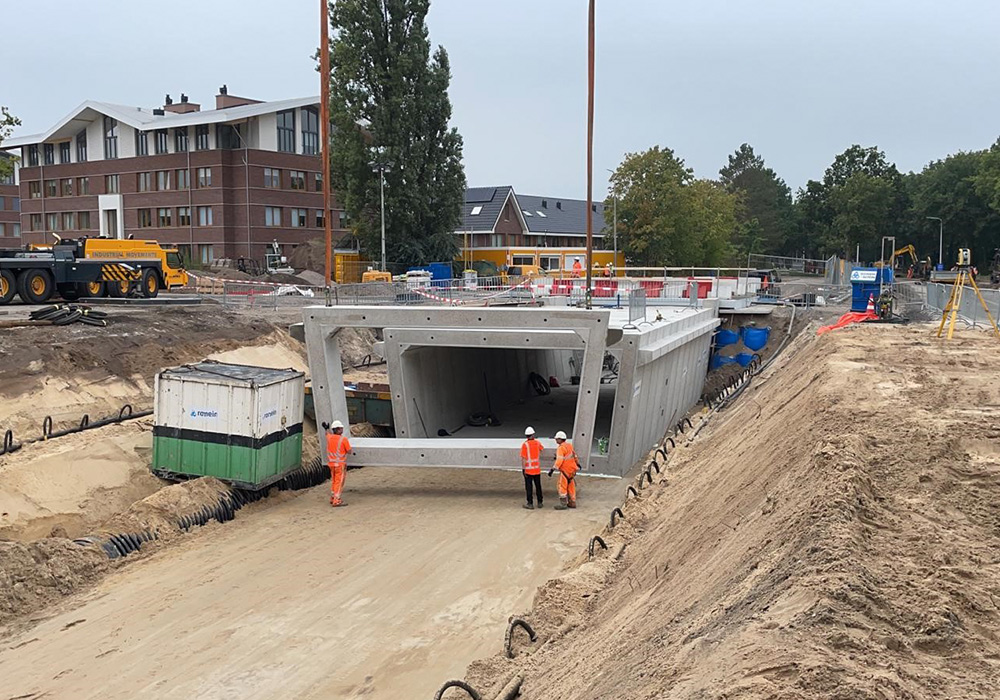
[44,143,54,165]
[61,179,73,197]
[47,213,59,231]
[290,208,307,227]
[138,172,152,192]
[30,213,42,231]
[78,177,90,195]
[104,117,119,159]
[62,212,76,231]
[177,207,191,226]
[157,171,171,191]
[28,145,39,167]
[197,206,213,226]
[264,168,281,188]
[60,141,71,164]
[45,180,57,197]
[138,209,153,227]
[175,128,189,152]
[157,208,172,227]
[29,182,41,199]
[276,110,295,153]
[79,211,91,229]
[155,130,168,154]
[105,174,120,194]
[176,169,190,189]
[77,131,88,162]
[136,131,149,156]
[289,171,305,190]
[302,107,319,155]
[195,124,210,150]
[197,167,212,188]
[265,207,282,227]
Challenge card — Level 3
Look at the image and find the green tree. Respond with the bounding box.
[719,144,795,256]
[794,145,907,259]
[606,146,738,267]
[0,107,20,179]
[328,0,466,267]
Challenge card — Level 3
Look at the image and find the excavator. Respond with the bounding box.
[887,244,932,281]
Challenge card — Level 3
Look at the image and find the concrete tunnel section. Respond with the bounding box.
[302,304,719,477]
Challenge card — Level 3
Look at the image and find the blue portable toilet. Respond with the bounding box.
[850,267,893,312]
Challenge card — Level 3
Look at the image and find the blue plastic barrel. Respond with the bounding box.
[734,352,757,367]
[715,329,740,348]
[710,354,738,370]
[741,327,771,351]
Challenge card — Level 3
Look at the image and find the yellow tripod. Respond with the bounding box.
[937,248,1000,340]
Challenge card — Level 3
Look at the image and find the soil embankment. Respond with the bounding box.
[462,324,1000,699]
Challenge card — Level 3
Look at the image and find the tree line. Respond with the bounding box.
[608,140,1000,269]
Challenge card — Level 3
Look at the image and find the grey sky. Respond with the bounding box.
[4,0,999,198]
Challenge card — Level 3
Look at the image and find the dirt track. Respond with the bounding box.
[0,467,627,699]
[459,323,1000,699]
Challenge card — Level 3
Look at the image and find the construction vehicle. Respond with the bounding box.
[886,244,932,280]
[264,240,294,275]
[0,237,187,305]
[361,267,392,283]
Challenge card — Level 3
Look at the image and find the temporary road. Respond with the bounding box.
[0,465,628,699]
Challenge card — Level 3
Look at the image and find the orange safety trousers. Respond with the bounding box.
[557,472,577,502]
[329,463,346,499]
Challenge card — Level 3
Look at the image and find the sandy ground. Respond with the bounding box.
[0,466,628,699]
[0,330,312,544]
[458,322,1000,699]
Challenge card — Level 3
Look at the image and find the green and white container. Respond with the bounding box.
[152,361,305,490]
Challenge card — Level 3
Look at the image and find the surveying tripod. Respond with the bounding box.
[937,248,1000,340]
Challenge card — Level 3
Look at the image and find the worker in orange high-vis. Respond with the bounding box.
[520,426,544,509]
[548,430,579,510]
[571,257,583,278]
[324,420,351,507]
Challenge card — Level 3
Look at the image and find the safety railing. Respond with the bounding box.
[212,271,782,309]
[924,281,1000,328]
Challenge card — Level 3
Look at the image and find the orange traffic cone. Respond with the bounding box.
[866,294,876,314]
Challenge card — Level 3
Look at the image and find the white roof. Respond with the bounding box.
[4,96,320,147]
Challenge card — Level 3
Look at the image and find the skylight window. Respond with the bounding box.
[522,210,533,217]
[536,211,547,218]
[470,205,483,216]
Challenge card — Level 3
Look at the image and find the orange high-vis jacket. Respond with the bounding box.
[326,432,351,467]
[554,441,579,479]
[572,260,583,276]
[520,439,543,475]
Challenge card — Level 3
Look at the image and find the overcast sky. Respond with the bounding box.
[4,0,1000,198]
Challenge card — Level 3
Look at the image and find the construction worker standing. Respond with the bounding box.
[571,257,583,278]
[548,430,579,510]
[520,427,544,509]
[324,420,351,507]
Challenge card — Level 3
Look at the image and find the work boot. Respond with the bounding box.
[523,503,534,510]
[568,500,577,509]
[331,497,346,507]
[537,501,544,508]
[554,498,568,511]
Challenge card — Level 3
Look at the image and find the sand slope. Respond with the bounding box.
[465,324,1000,699]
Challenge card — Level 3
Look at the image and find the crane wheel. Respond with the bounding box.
[141,268,160,298]
[106,279,130,298]
[84,281,106,298]
[17,269,54,304]
[0,269,15,305]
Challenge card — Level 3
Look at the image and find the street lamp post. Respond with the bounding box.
[606,168,617,275]
[373,163,389,271]
[926,216,943,268]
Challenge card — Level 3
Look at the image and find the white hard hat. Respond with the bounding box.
[574,257,580,261]
[331,420,344,430]
[554,430,568,440]
[524,426,535,436]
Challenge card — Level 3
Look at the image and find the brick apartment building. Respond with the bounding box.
[1,87,351,263]
[0,154,19,249]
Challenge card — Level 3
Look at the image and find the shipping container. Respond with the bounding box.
[152,361,305,490]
